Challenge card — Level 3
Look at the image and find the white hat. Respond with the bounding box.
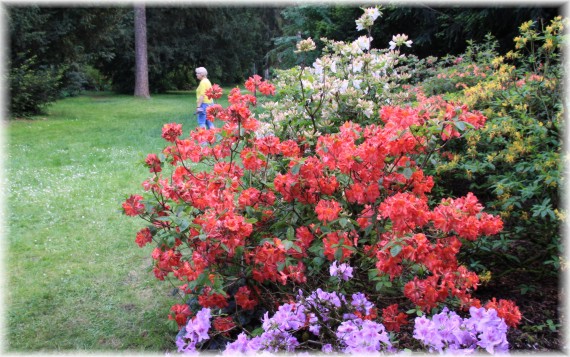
[195,67,208,75]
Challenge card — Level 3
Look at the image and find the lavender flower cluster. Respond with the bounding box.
[176,307,212,354]
[175,261,511,355]
[329,261,353,281]
[414,306,509,354]
[223,286,392,354]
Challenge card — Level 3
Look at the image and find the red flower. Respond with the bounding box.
[378,192,431,233]
[235,286,258,310]
[315,199,341,224]
[375,249,403,280]
[278,140,300,158]
[168,304,191,329]
[135,227,153,247]
[382,304,408,332]
[245,75,263,93]
[205,84,223,100]
[206,104,224,122]
[198,288,229,309]
[238,187,261,208]
[255,136,281,155]
[161,123,183,142]
[485,298,522,328]
[122,195,145,216]
[213,316,236,336]
[145,153,162,173]
[355,307,378,321]
[404,276,444,312]
[323,231,354,262]
[295,226,314,255]
[258,81,275,96]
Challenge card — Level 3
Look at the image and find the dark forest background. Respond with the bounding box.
[6,4,561,117]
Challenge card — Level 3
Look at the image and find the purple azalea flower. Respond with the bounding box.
[413,306,510,354]
[336,318,392,353]
[262,303,306,332]
[224,332,260,355]
[322,344,333,353]
[330,261,354,281]
[176,308,211,354]
[351,292,375,316]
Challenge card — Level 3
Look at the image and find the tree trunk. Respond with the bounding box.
[134,3,150,98]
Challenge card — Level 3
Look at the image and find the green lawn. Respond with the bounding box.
[5,91,222,352]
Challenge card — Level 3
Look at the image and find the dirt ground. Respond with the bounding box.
[476,274,565,352]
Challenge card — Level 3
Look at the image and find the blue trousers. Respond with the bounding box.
[197,103,214,129]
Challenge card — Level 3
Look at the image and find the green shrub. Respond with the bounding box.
[426,17,566,279]
[9,55,62,117]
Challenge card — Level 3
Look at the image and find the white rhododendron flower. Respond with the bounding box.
[355,7,382,31]
[295,37,316,53]
[357,99,374,118]
[355,36,372,51]
[389,34,413,50]
[255,121,274,138]
[352,59,364,73]
[353,79,362,90]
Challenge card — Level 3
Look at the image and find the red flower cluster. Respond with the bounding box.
[145,153,162,173]
[485,298,522,328]
[161,122,183,142]
[151,247,182,280]
[245,74,275,96]
[135,227,152,248]
[382,304,408,332]
[168,304,191,328]
[124,79,521,332]
[249,238,306,285]
[205,84,223,100]
[235,286,258,310]
[315,199,342,224]
[323,231,355,262]
[198,287,229,309]
[122,195,144,216]
[213,316,236,336]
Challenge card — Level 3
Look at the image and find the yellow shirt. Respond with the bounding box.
[196,78,213,105]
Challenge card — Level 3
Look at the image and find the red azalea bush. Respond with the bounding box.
[122,75,521,346]
[122,9,523,352]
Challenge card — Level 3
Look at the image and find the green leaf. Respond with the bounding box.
[287,226,295,240]
[334,247,343,261]
[291,164,301,175]
[454,121,466,131]
[282,240,294,250]
[251,327,264,337]
[390,244,402,257]
[178,219,190,232]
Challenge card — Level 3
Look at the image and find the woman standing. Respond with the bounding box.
[195,67,214,129]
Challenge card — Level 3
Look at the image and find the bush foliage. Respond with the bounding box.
[424,16,565,279]
[120,8,565,353]
[9,56,62,117]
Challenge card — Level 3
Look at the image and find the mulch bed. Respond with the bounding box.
[476,274,564,352]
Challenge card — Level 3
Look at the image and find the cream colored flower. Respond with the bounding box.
[295,38,316,53]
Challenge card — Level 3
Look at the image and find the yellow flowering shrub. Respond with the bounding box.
[425,16,566,279]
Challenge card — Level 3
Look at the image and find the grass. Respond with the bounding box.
[5,91,227,352]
